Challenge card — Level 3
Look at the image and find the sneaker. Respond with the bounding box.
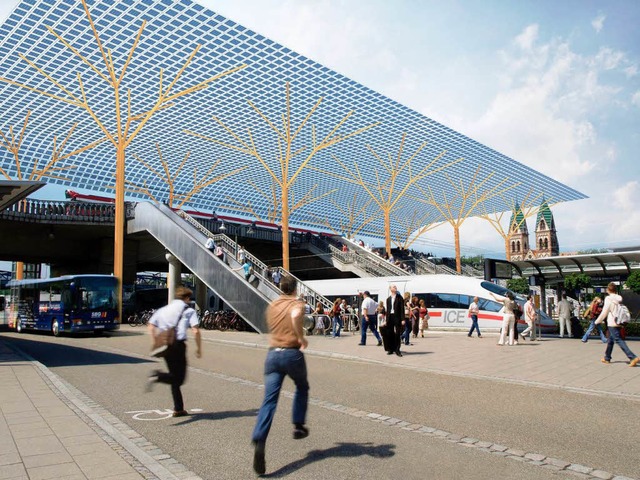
[293,425,309,439]
[581,339,587,343]
[252,440,266,475]
[172,410,188,417]
[601,358,611,364]
[630,357,640,368]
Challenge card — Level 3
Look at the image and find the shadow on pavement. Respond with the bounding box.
[264,442,396,478]
[0,336,153,367]
[174,409,258,426]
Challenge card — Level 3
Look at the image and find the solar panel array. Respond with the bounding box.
[0,0,586,241]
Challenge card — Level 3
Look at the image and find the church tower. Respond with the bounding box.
[534,199,559,257]
[507,202,530,261]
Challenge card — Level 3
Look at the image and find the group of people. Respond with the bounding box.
[145,278,638,476]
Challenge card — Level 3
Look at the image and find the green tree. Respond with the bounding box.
[563,273,591,294]
[626,271,640,294]
[506,277,529,295]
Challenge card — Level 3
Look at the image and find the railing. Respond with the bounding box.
[178,211,334,312]
[0,198,135,223]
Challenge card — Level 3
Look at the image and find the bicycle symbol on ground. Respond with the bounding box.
[125,408,203,421]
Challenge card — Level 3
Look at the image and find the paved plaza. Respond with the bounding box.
[0,327,639,480]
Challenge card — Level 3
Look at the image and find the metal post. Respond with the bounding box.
[165,252,181,303]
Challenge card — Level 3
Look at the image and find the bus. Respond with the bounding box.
[305,274,556,332]
[7,274,120,336]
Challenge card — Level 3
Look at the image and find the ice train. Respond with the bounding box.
[305,274,556,332]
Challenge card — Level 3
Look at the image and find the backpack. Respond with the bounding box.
[613,303,631,325]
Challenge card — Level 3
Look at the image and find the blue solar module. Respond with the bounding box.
[0,0,586,241]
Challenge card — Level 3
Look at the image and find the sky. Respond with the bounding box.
[1,0,639,259]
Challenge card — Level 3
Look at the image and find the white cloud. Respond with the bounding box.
[632,90,640,107]
[591,13,606,33]
[515,24,539,50]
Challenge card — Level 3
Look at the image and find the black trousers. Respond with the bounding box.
[157,341,187,412]
[381,317,402,352]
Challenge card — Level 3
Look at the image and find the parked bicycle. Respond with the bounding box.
[127,309,154,327]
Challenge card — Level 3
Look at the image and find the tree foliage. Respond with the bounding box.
[563,273,592,293]
[626,271,640,294]
[506,277,529,295]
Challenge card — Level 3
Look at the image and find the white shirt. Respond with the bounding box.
[149,300,199,341]
[361,297,377,316]
[468,302,479,315]
[205,237,215,250]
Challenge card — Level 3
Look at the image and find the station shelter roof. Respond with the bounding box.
[0,0,587,241]
[512,251,640,283]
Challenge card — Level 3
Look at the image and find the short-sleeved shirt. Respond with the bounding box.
[149,300,199,341]
[243,262,251,276]
[468,302,479,315]
[205,238,215,250]
[361,297,377,316]
[272,271,282,283]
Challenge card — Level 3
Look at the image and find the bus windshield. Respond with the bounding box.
[77,277,118,311]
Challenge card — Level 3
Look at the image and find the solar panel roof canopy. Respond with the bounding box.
[0,0,586,242]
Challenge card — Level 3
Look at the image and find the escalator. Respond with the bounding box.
[128,202,276,333]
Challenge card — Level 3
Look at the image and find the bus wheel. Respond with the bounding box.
[51,319,61,337]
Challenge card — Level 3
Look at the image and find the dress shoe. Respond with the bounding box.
[172,410,188,417]
[386,351,393,355]
[293,424,309,439]
[252,440,266,475]
[377,341,383,346]
[395,350,403,357]
[358,343,365,346]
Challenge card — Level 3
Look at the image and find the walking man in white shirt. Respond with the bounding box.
[467,296,481,338]
[358,291,383,346]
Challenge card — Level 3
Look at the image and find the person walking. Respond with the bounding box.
[271,269,282,289]
[147,287,202,417]
[204,236,215,252]
[330,298,343,337]
[490,291,517,346]
[401,292,412,346]
[358,291,383,346]
[251,275,310,475]
[467,296,481,338]
[410,296,420,339]
[581,297,606,343]
[418,299,429,338]
[595,282,639,367]
[237,245,246,263]
[521,295,536,341]
[384,285,405,357]
[558,294,573,338]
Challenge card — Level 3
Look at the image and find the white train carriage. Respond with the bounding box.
[305,274,556,332]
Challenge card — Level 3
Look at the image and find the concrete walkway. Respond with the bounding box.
[198,329,640,401]
[0,342,146,480]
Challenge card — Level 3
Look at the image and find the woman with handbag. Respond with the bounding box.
[418,299,429,338]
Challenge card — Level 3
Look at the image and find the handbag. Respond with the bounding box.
[150,305,186,357]
[378,313,387,328]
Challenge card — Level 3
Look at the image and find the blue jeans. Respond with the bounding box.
[402,321,411,345]
[468,315,481,337]
[604,326,637,362]
[332,315,343,337]
[360,315,382,345]
[582,320,606,343]
[252,348,309,443]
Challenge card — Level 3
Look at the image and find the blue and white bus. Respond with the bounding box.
[8,275,119,335]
